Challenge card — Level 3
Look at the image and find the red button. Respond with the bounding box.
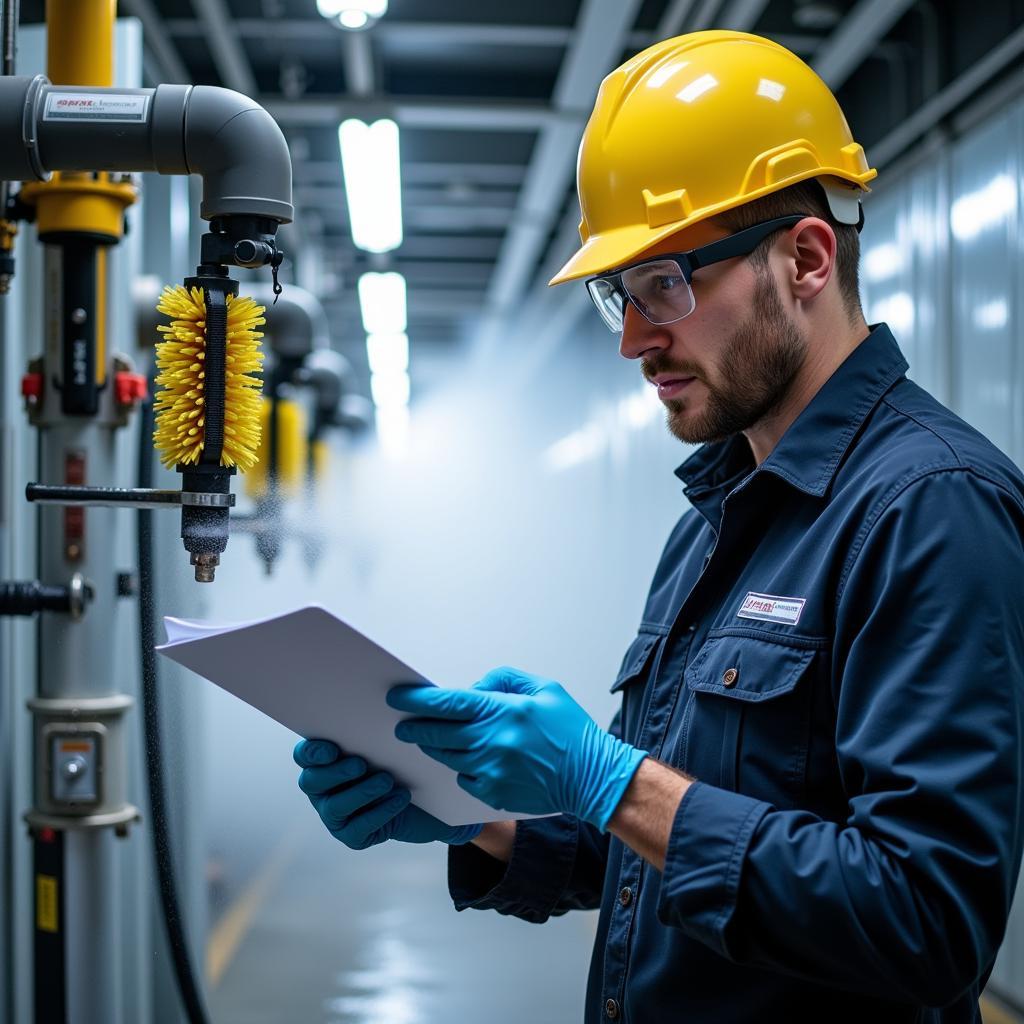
[114,371,148,405]
[21,372,42,398]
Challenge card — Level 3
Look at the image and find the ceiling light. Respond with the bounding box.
[367,333,409,375]
[339,118,403,253]
[358,272,406,334]
[370,370,410,409]
[317,0,388,30]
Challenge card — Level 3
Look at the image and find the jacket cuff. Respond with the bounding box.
[448,814,579,923]
[656,781,771,958]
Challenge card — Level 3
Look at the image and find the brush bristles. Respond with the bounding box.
[153,284,266,471]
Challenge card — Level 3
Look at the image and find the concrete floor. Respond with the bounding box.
[207,811,595,1024]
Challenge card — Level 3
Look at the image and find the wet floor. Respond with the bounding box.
[207,810,595,1024]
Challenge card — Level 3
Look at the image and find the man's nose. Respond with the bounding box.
[619,302,672,361]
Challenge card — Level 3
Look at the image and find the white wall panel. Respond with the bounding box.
[950,109,1020,461]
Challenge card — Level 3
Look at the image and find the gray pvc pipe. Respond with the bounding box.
[0,75,292,223]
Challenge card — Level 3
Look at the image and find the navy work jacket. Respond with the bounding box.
[448,324,1024,1023]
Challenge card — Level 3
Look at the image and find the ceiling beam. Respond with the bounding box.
[118,0,190,83]
[870,20,1024,167]
[717,0,771,32]
[473,0,644,360]
[166,19,574,49]
[656,0,698,35]
[813,0,917,90]
[689,0,726,32]
[163,17,821,55]
[263,96,562,131]
[189,0,258,96]
[294,160,527,187]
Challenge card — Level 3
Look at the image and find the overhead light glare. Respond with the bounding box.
[370,370,410,409]
[339,119,403,253]
[367,332,409,375]
[358,272,407,334]
[317,0,388,29]
[339,10,368,28]
[375,404,409,459]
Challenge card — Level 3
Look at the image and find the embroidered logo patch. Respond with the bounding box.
[737,592,806,626]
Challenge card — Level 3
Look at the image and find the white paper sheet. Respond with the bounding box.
[156,604,542,827]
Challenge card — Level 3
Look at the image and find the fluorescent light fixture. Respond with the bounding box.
[370,370,410,409]
[358,272,407,334]
[339,119,403,253]
[317,0,388,25]
[374,405,410,460]
[367,332,409,375]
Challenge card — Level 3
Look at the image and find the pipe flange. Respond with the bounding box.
[27,693,134,717]
[21,75,48,182]
[25,804,140,836]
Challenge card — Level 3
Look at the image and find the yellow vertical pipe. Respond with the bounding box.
[46,0,115,86]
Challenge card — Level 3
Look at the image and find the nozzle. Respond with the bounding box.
[191,553,219,584]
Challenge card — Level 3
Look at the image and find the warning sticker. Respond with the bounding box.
[36,874,58,933]
[43,91,150,123]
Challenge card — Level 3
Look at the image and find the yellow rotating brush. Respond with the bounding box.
[152,284,266,470]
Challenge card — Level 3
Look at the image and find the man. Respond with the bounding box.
[295,31,1024,1023]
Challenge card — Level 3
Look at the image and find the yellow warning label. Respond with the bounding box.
[36,875,58,933]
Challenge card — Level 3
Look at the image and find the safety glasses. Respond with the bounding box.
[585,215,806,333]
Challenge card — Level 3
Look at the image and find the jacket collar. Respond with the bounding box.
[674,323,909,504]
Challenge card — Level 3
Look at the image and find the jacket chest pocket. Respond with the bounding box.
[679,630,823,807]
[609,628,665,746]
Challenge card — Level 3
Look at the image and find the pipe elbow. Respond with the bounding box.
[183,86,293,225]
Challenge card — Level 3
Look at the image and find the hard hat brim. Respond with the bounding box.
[548,221,687,287]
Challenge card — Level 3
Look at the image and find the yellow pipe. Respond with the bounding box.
[46,0,115,86]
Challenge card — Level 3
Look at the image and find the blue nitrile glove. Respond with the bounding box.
[387,667,648,832]
[293,739,482,850]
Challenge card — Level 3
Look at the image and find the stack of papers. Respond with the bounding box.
[157,605,542,827]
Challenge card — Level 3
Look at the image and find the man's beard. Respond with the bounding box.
[642,269,807,445]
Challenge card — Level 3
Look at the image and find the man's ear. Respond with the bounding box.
[780,217,836,304]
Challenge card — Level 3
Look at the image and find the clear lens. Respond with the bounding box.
[586,259,695,333]
[620,260,695,325]
[586,277,629,332]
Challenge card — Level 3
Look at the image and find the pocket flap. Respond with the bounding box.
[685,634,816,702]
[610,632,661,693]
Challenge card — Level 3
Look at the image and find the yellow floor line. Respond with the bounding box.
[205,828,301,988]
[982,994,1024,1024]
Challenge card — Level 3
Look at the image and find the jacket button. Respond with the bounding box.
[618,886,633,907]
[605,998,620,1019]
[722,668,739,687]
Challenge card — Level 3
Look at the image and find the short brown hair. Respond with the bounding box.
[710,178,863,322]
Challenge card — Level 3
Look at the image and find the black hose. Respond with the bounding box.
[137,374,213,1024]
[2,0,18,77]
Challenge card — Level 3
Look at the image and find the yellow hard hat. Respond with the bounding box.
[549,30,876,286]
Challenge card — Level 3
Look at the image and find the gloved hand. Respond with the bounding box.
[387,667,647,832]
[293,738,482,850]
